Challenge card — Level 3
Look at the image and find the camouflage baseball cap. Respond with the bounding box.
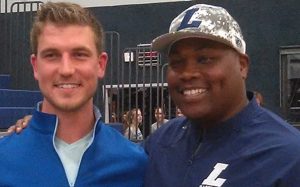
[152,4,246,54]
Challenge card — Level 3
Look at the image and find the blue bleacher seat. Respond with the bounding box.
[0,107,34,129]
[0,74,11,89]
[0,89,42,107]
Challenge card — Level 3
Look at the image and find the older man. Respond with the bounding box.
[143,4,300,187]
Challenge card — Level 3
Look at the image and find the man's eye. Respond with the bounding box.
[197,57,215,64]
[74,52,88,58]
[197,57,209,64]
[43,53,57,59]
[169,59,183,68]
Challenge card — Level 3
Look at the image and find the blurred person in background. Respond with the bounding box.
[124,108,144,142]
[151,106,169,133]
[254,91,264,106]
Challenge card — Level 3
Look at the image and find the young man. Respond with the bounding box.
[8,3,300,187]
[0,2,147,186]
[143,4,300,187]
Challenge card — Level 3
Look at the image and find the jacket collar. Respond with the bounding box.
[186,91,261,141]
[30,102,102,136]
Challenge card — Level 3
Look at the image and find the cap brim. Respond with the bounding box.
[152,31,239,54]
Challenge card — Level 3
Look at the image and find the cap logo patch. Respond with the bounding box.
[177,8,201,31]
[152,4,246,54]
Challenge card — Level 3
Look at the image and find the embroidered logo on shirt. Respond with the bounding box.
[199,163,228,187]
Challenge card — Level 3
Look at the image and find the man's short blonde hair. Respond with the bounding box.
[30,2,104,54]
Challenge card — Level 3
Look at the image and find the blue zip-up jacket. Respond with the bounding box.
[0,106,148,187]
[143,94,300,187]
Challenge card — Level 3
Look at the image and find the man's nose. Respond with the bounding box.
[59,55,75,76]
[179,62,201,80]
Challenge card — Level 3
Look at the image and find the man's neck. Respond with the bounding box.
[40,101,96,144]
[56,110,95,144]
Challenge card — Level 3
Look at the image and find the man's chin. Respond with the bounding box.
[50,101,84,113]
[60,103,83,112]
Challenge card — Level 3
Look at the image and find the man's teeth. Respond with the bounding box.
[57,84,79,88]
[183,89,206,96]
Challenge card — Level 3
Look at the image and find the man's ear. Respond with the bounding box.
[97,52,108,79]
[239,54,249,80]
[30,54,39,80]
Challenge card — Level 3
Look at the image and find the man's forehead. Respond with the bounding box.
[168,37,233,54]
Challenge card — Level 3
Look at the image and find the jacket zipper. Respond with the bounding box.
[183,129,204,185]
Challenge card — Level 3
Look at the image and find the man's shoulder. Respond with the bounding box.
[105,122,124,134]
[0,127,34,145]
[240,108,300,159]
[0,128,42,161]
[154,116,186,132]
[96,122,126,142]
[145,117,188,145]
[96,121,147,156]
[252,108,300,141]
[0,134,18,149]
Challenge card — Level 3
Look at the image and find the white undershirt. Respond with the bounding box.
[54,131,93,187]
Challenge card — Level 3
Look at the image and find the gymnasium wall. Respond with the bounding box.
[0,0,299,114]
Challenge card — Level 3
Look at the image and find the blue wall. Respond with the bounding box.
[0,0,300,115]
[92,0,300,114]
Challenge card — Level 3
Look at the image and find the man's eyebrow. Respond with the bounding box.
[39,48,58,55]
[193,47,208,52]
[72,47,92,52]
[169,45,207,55]
[39,47,92,54]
